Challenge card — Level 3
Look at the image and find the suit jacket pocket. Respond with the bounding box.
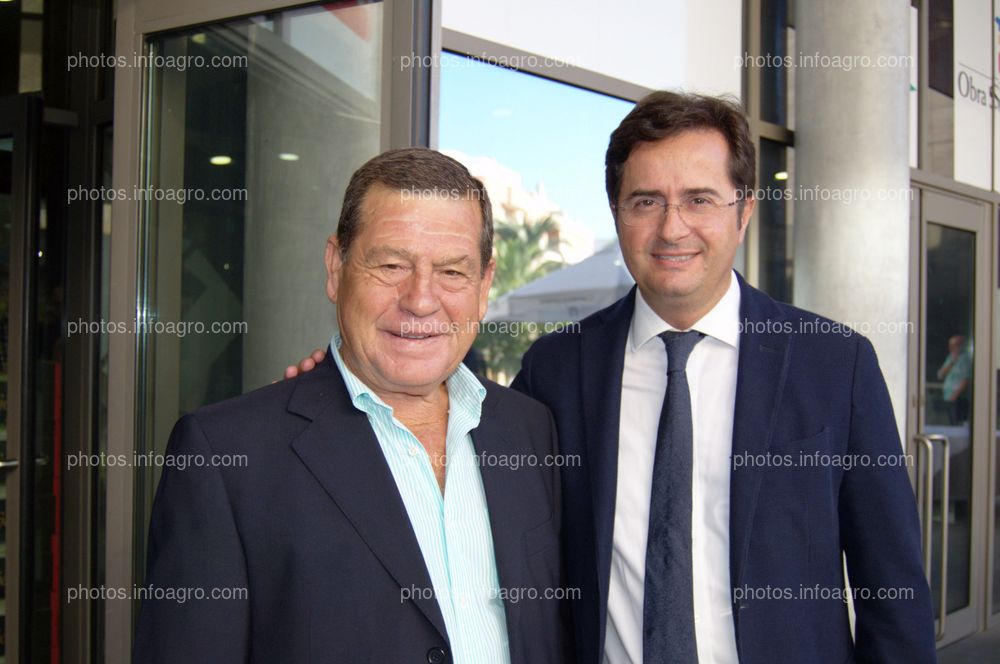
[769,426,830,454]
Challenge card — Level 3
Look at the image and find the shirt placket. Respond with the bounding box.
[384,408,458,640]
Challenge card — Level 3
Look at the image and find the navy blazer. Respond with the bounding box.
[513,273,937,664]
[133,353,567,663]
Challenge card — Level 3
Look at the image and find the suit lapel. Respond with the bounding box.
[470,392,526,662]
[729,274,792,595]
[580,288,635,644]
[288,356,449,642]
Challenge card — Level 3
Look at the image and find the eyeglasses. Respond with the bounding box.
[615,194,739,226]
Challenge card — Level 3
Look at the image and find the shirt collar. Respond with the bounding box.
[629,270,742,352]
[329,334,486,419]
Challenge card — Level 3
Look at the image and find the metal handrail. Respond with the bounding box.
[914,433,950,641]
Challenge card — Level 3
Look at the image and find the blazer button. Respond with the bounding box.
[427,647,447,664]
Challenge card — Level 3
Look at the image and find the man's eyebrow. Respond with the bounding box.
[622,188,664,199]
[433,255,475,269]
[621,186,725,199]
[363,246,416,263]
[680,186,724,198]
[363,247,474,269]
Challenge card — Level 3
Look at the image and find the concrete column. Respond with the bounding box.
[793,0,911,438]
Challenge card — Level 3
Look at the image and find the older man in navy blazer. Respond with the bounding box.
[134,149,567,663]
[513,92,936,663]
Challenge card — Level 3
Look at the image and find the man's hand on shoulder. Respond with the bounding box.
[283,348,327,380]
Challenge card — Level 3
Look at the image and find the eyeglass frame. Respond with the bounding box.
[613,192,743,226]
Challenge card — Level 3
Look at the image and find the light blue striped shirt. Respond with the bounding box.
[330,335,510,664]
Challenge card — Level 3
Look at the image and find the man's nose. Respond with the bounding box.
[398,270,440,317]
[657,204,692,243]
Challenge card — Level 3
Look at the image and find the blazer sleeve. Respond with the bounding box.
[133,414,251,663]
[839,336,937,663]
[509,345,534,398]
[514,350,575,663]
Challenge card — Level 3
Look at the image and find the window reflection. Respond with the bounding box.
[138,1,383,574]
[438,52,633,383]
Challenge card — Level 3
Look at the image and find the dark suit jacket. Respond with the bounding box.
[133,353,566,663]
[512,273,937,664]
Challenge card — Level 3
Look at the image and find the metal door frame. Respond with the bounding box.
[912,187,993,647]
[0,92,42,664]
[105,0,438,658]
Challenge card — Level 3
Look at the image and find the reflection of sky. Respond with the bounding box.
[438,52,633,243]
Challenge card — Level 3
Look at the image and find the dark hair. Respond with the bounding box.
[337,147,493,272]
[605,91,756,213]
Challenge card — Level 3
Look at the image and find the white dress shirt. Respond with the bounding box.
[604,271,741,664]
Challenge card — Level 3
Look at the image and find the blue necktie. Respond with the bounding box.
[643,330,704,664]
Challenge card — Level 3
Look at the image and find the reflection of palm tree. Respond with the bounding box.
[491,215,564,298]
[478,215,566,382]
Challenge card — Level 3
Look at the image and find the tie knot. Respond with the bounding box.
[659,330,704,372]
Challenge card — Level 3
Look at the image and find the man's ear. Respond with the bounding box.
[325,234,344,303]
[478,257,496,321]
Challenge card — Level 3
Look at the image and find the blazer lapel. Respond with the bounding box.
[288,355,449,642]
[580,288,635,643]
[729,274,792,595]
[470,392,528,662]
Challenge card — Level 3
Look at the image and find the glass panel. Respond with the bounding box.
[100,0,116,102]
[927,0,994,189]
[138,2,384,578]
[0,1,43,96]
[927,0,954,177]
[757,139,793,302]
[924,222,975,616]
[30,123,61,664]
[438,51,633,383]
[0,134,12,663]
[18,15,42,94]
[952,0,991,189]
[760,0,789,127]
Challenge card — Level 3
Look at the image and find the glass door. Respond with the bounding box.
[0,93,41,662]
[915,189,992,647]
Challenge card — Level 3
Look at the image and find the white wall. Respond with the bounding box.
[441,0,742,96]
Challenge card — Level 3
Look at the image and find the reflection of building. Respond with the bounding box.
[444,149,595,264]
[486,242,633,323]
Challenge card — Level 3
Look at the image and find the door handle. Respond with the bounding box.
[913,433,950,641]
[0,456,49,470]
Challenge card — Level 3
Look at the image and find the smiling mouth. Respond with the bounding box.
[391,332,434,340]
[653,252,698,263]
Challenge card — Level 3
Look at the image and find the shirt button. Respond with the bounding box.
[408,446,419,457]
[427,647,447,664]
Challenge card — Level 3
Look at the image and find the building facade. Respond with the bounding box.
[0,0,996,660]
